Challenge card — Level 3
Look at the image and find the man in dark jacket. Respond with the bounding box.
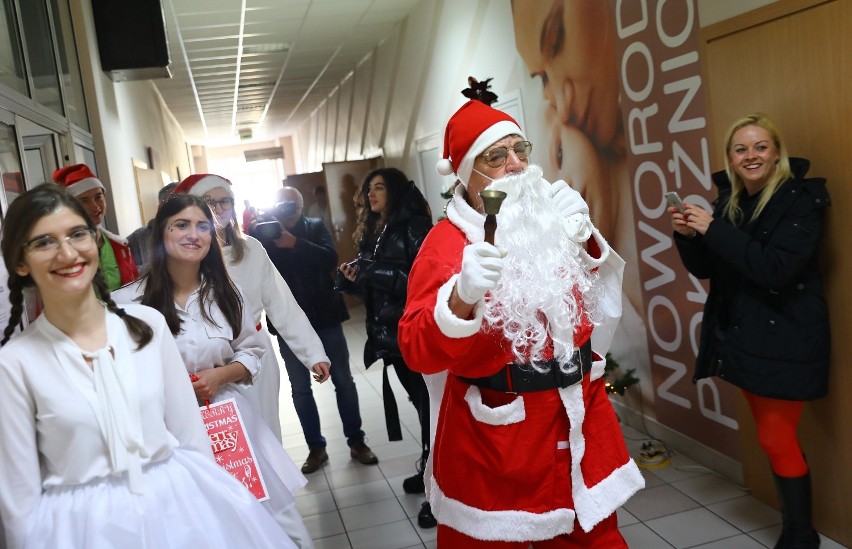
[258,186,378,474]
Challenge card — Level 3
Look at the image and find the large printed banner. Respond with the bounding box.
[510,0,740,459]
[613,0,740,456]
[201,398,269,501]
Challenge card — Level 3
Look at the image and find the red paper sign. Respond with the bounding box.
[200,398,269,501]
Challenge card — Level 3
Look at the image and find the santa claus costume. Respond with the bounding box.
[398,89,644,546]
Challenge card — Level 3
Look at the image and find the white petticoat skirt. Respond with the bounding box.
[25,448,296,548]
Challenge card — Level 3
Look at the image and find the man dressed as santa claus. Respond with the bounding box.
[398,81,644,547]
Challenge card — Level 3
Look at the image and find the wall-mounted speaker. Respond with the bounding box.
[91,0,172,82]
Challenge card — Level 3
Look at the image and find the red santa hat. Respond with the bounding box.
[174,174,233,197]
[52,164,105,197]
[436,100,524,186]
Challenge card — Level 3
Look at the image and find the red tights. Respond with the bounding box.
[436,513,625,548]
[742,390,808,477]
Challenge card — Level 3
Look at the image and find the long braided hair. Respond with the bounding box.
[0,184,153,348]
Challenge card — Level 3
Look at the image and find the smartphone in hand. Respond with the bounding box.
[664,191,685,213]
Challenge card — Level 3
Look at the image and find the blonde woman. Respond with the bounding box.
[671,113,829,548]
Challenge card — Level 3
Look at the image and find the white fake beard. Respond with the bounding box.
[483,165,600,369]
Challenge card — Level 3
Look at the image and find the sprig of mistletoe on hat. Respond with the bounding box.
[437,77,524,186]
[461,76,498,106]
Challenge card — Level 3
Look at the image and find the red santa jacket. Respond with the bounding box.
[102,229,139,287]
[398,188,642,542]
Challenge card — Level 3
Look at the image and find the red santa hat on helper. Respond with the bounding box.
[174,174,233,197]
[436,96,525,187]
[52,164,105,197]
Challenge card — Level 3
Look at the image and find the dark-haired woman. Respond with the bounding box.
[113,193,313,548]
[0,184,292,548]
[337,168,435,527]
[174,174,331,443]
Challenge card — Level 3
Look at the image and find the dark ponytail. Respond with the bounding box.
[1,276,26,346]
[92,271,153,350]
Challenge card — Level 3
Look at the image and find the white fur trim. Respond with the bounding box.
[100,228,129,247]
[456,121,524,186]
[589,357,606,382]
[65,177,104,197]
[574,459,645,533]
[559,383,644,532]
[578,227,610,268]
[436,158,454,176]
[445,184,485,243]
[433,274,485,338]
[185,175,232,198]
[464,385,525,425]
[428,476,576,542]
[590,248,625,360]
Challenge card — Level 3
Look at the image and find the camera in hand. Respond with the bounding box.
[253,201,300,242]
[254,220,282,241]
[274,201,299,218]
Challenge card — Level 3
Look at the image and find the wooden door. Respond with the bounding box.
[322,157,384,264]
[320,158,384,308]
[284,171,327,210]
[701,1,851,544]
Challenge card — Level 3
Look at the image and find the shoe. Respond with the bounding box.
[403,450,428,494]
[349,441,379,465]
[402,471,425,494]
[417,501,437,529]
[300,447,328,474]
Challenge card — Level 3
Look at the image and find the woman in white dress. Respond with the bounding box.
[112,193,316,549]
[0,184,293,549]
[172,174,330,441]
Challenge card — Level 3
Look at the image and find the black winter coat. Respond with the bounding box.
[262,216,349,331]
[340,184,432,368]
[674,158,831,400]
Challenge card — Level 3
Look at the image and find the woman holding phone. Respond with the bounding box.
[337,168,435,527]
[670,113,830,549]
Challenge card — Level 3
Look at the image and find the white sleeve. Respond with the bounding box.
[253,240,329,369]
[155,315,213,459]
[0,353,43,549]
[228,286,265,381]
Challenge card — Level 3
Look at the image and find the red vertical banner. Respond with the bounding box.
[613,0,741,457]
[201,398,269,501]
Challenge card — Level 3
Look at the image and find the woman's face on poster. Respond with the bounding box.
[513,0,621,151]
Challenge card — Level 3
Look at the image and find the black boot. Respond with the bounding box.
[402,450,428,494]
[773,472,820,549]
[417,501,437,528]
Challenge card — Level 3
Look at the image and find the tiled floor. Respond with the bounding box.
[275,306,846,549]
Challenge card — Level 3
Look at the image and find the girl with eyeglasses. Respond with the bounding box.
[112,193,314,548]
[0,184,292,548]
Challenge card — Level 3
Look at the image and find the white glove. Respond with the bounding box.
[551,179,588,215]
[455,242,505,305]
[551,180,593,242]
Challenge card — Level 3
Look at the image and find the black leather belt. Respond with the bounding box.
[461,340,591,393]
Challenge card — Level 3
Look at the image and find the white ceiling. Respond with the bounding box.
[157,0,420,147]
